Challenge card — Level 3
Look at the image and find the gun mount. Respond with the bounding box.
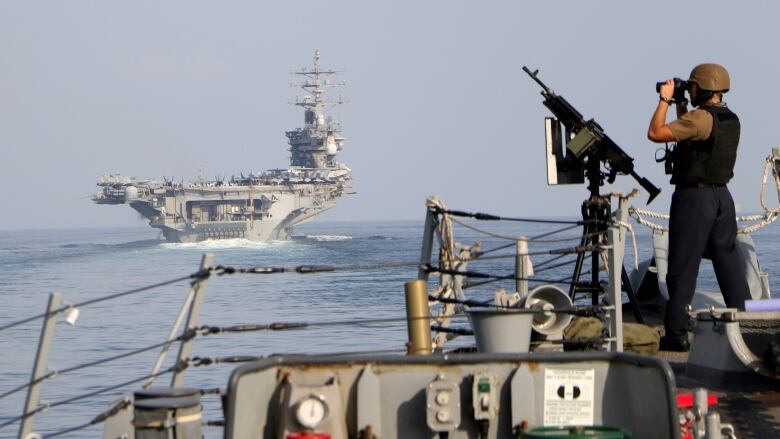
[524,66,658,320]
[524,66,660,204]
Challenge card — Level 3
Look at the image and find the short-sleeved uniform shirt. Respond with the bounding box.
[668,108,714,142]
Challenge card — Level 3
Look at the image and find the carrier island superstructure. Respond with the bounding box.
[93,52,353,242]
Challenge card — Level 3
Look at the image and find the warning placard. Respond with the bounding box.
[543,368,595,426]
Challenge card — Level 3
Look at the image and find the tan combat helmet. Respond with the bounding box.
[688,63,730,93]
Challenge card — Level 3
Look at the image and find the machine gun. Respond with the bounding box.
[523,66,661,204]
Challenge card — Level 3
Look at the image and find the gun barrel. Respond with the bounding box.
[523,66,551,93]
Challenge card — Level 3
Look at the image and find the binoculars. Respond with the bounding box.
[655,77,689,103]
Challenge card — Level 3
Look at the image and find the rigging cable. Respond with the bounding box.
[186,346,417,368]
[207,244,598,278]
[450,217,600,244]
[184,343,481,373]
[1,249,592,335]
[0,363,185,431]
[426,263,596,288]
[42,386,223,438]
[476,241,517,256]
[0,273,201,333]
[430,295,607,317]
[428,205,604,226]
[531,253,570,270]
[196,314,470,337]
[451,248,594,265]
[462,254,579,277]
[532,257,580,274]
[42,398,131,438]
[461,265,580,289]
[0,330,196,402]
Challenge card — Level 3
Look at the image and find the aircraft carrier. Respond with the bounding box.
[93,52,353,242]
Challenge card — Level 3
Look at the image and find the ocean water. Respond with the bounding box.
[1,218,778,437]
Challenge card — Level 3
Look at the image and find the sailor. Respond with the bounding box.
[647,63,751,352]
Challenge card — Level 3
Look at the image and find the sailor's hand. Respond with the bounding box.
[659,79,675,100]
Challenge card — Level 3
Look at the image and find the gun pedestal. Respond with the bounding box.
[568,173,644,323]
[569,195,609,306]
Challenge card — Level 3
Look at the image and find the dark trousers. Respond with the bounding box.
[665,185,751,336]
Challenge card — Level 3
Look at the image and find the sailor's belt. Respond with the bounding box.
[675,182,727,189]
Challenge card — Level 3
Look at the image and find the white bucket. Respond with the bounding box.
[468,309,534,353]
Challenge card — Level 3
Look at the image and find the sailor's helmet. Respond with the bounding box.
[688,63,730,93]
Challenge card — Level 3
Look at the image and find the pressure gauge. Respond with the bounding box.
[295,394,329,429]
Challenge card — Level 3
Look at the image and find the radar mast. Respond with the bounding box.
[287,51,347,169]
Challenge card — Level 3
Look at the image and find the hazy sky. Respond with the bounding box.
[1,1,778,231]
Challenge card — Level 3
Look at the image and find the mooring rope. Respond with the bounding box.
[630,207,780,235]
[613,219,639,270]
[426,197,468,350]
[427,197,456,266]
[759,151,780,214]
